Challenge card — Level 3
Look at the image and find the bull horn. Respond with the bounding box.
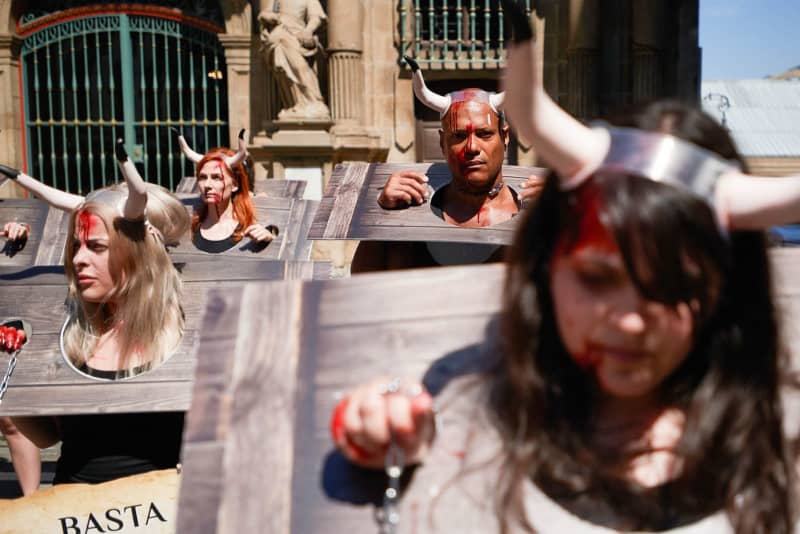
[489,91,505,113]
[225,129,248,168]
[172,127,203,164]
[500,0,608,188]
[405,56,451,116]
[0,163,83,213]
[115,139,147,220]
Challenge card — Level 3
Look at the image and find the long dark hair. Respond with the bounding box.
[492,101,797,531]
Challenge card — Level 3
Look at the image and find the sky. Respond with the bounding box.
[700,0,800,80]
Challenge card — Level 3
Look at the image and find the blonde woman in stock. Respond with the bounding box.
[1,139,188,484]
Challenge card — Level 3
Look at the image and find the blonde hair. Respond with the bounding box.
[62,184,189,375]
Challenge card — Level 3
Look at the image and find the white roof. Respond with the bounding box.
[701,79,800,157]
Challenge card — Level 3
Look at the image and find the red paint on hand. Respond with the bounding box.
[330,396,371,460]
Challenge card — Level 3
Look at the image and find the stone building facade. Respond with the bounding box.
[0,0,700,201]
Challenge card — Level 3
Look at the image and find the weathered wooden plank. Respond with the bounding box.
[176,176,307,199]
[309,162,547,244]
[175,442,226,534]
[34,208,70,265]
[1,381,192,415]
[0,199,49,267]
[278,199,319,261]
[176,253,800,533]
[0,195,317,267]
[0,260,330,417]
[178,281,306,534]
[176,263,505,534]
[169,197,317,262]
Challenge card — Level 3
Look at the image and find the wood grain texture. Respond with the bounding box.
[0,260,330,417]
[178,280,307,534]
[169,197,318,262]
[0,199,50,267]
[177,249,800,532]
[0,195,319,267]
[177,263,506,534]
[309,162,547,244]
[176,176,307,199]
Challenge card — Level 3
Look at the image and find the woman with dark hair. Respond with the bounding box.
[330,5,800,532]
[174,129,278,253]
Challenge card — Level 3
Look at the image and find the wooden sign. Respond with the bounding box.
[175,176,307,199]
[176,250,800,533]
[0,196,319,267]
[0,260,331,417]
[309,162,547,245]
[0,468,179,534]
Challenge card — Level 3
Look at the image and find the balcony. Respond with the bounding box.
[399,0,533,70]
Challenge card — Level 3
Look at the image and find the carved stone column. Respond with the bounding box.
[218,34,258,148]
[327,0,364,130]
[0,34,24,197]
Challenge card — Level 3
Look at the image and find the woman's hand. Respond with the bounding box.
[331,378,435,469]
[2,222,30,242]
[378,172,429,209]
[244,224,277,243]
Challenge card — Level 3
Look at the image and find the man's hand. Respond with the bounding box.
[518,173,545,202]
[378,171,429,209]
[244,224,277,243]
[2,222,30,242]
[331,378,435,469]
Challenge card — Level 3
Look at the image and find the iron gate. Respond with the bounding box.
[20,7,228,193]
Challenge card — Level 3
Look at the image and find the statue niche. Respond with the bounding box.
[258,0,331,121]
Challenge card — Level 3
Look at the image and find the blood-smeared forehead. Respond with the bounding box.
[443,99,496,132]
[199,159,225,176]
[76,211,107,242]
[559,185,618,253]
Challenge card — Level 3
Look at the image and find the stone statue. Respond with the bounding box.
[258,0,331,121]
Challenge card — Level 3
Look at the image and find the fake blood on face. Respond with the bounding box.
[77,210,97,242]
[554,187,619,370]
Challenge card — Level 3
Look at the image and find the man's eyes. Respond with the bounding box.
[452,130,495,139]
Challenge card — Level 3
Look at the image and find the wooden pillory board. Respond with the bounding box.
[309,162,547,245]
[0,260,331,417]
[177,250,800,533]
[0,195,319,267]
[175,176,308,200]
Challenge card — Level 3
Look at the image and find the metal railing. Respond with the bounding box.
[19,9,228,194]
[399,0,532,69]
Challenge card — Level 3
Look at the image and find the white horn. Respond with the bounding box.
[115,139,147,220]
[172,128,203,163]
[716,172,800,230]
[404,56,451,116]
[501,0,608,186]
[225,129,248,168]
[490,91,505,113]
[0,164,83,213]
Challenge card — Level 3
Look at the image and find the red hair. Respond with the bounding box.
[191,149,256,242]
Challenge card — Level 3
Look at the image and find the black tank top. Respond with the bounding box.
[53,412,184,484]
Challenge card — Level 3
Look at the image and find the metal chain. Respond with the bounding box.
[375,441,404,534]
[0,349,19,404]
